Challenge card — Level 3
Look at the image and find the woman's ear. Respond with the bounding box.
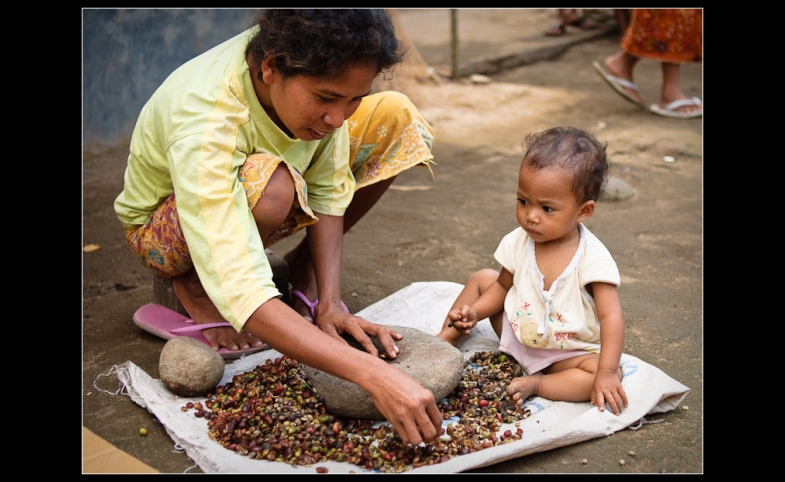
[260,54,277,84]
[577,200,595,223]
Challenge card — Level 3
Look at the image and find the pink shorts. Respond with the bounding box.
[498,313,589,375]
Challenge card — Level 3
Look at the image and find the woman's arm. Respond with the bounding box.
[243,297,442,445]
[307,213,403,359]
[306,213,344,319]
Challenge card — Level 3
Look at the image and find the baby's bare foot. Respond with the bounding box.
[506,374,542,407]
[435,329,460,347]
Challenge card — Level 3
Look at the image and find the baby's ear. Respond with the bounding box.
[578,200,595,222]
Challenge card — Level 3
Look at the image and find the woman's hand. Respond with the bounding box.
[364,361,443,446]
[244,299,442,446]
[315,302,402,359]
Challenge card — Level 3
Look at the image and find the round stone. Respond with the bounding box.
[300,325,464,420]
[159,336,225,397]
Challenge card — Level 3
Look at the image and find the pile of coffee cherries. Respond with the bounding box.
[182,351,531,473]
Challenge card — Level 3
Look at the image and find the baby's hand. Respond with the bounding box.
[591,369,628,415]
[447,306,477,335]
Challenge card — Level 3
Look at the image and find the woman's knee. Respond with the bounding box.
[252,163,295,238]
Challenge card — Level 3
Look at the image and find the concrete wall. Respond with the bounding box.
[82,8,262,151]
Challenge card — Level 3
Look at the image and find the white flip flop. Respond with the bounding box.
[592,61,645,108]
[649,97,702,119]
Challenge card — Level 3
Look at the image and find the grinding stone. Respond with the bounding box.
[300,325,464,420]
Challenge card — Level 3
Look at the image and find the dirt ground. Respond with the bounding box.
[82,10,702,474]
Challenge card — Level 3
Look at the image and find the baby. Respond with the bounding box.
[437,126,628,415]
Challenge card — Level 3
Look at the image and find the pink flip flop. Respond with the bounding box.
[132,303,269,360]
[290,290,349,322]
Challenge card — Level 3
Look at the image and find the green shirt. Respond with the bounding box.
[114,28,355,330]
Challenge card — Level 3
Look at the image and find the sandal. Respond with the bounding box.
[545,23,566,36]
[132,303,270,360]
[568,16,598,30]
[291,290,349,322]
[648,97,702,119]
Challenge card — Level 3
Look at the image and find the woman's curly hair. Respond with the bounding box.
[247,9,404,79]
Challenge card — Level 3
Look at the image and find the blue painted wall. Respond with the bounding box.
[82,8,262,149]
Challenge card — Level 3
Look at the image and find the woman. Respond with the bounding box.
[114,9,441,445]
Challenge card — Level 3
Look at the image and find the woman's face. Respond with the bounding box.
[261,58,377,141]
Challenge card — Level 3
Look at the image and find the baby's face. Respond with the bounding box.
[515,164,586,244]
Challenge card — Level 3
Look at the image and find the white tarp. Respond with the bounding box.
[116,281,690,473]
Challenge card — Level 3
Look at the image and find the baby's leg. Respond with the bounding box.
[506,354,601,406]
[436,269,499,345]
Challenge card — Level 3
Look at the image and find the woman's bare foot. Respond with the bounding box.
[171,269,266,352]
[506,374,542,407]
[604,53,643,104]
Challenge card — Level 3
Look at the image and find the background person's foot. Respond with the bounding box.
[545,23,566,36]
[568,16,598,30]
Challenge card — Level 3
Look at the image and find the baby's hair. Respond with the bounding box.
[521,126,609,203]
[247,9,404,79]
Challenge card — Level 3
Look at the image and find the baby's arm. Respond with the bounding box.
[591,282,628,415]
[449,269,512,333]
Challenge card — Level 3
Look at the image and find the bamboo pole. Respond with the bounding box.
[450,9,459,79]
